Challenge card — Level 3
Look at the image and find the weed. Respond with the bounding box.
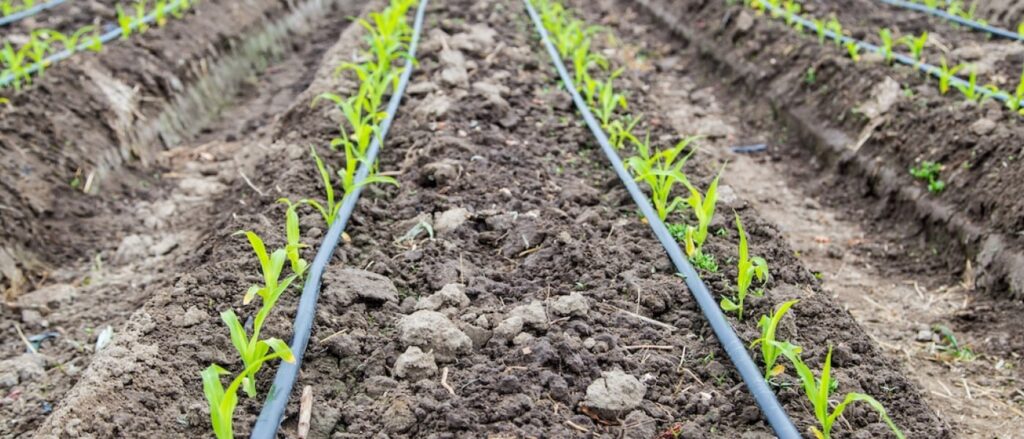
[909,161,945,193]
[769,341,905,439]
[804,67,816,85]
[751,299,799,379]
[721,213,768,321]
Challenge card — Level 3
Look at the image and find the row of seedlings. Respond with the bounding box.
[199,0,418,437]
[744,0,1024,194]
[745,0,1024,114]
[534,0,906,437]
[1,0,197,92]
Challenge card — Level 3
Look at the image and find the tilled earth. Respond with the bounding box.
[0,0,986,438]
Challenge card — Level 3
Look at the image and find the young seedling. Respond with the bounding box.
[605,114,642,150]
[1006,66,1024,112]
[768,341,906,439]
[203,339,294,439]
[937,57,965,95]
[931,324,975,361]
[751,299,799,379]
[593,70,628,128]
[679,165,724,261]
[898,31,928,63]
[878,29,895,64]
[277,199,308,277]
[844,40,861,62]
[625,135,698,221]
[721,213,768,321]
[909,161,945,193]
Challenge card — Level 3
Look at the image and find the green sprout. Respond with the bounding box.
[909,161,945,193]
[751,299,799,379]
[844,40,861,62]
[768,342,905,439]
[953,65,981,101]
[203,339,294,439]
[898,31,928,63]
[721,213,768,321]
[592,70,628,128]
[277,199,308,277]
[878,29,895,63]
[680,165,724,262]
[937,57,965,95]
[625,135,698,221]
[931,324,975,361]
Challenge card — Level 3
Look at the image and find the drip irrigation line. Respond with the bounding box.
[0,0,191,88]
[761,2,1010,103]
[248,0,429,436]
[522,1,801,438]
[876,0,1023,42]
[0,0,68,27]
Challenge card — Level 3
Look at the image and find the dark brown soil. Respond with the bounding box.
[0,0,969,438]
[0,1,121,39]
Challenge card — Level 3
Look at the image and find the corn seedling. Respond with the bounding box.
[768,341,905,439]
[811,18,827,45]
[825,17,843,48]
[231,230,299,397]
[782,0,802,31]
[931,324,975,361]
[0,0,35,16]
[953,66,981,101]
[605,114,642,150]
[878,29,895,64]
[626,135,698,221]
[203,339,294,439]
[1,42,30,90]
[844,40,861,62]
[751,299,799,379]
[301,147,344,226]
[721,213,768,321]
[1005,66,1024,112]
[909,161,945,193]
[898,32,928,63]
[937,57,965,95]
[679,165,723,262]
[277,199,308,277]
[592,70,628,127]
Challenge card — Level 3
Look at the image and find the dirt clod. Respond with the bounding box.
[398,310,473,362]
[548,292,589,318]
[581,370,647,421]
[394,346,439,381]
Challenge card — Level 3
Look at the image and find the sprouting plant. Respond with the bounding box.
[605,114,642,150]
[952,65,979,101]
[1006,66,1024,112]
[593,70,628,127]
[277,199,308,277]
[937,57,965,95]
[203,339,294,439]
[680,165,724,260]
[721,213,768,321]
[751,299,799,379]
[811,18,827,45]
[878,29,895,63]
[230,230,299,397]
[768,341,905,439]
[844,40,861,62]
[301,146,344,226]
[909,161,945,193]
[625,135,698,221]
[825,17,843,48]
[931,324,975,361]
[898,31,928,63]
[804,67,816,85]
[0,42,30,90]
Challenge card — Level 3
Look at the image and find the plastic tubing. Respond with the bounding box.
[248,0,429,437]
[0,0,68,27]
[876,0,1024,42]
[0,0,192,88]
[761,2,1010,103]
[521,1,802,437]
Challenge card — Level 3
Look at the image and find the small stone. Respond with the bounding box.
[20,309,45,327]
[581,371,647,420]
[398,310,473,362]
[416,283,470,311]
[474,314,490,328]
[394,346,438,381]
[509,300,548,330]
[915,329,934,342]
[735,10,754,33]
[971,118,996,136]
[547,292,589,318]
[173,306,205,327]
[493,315,524,340]
[434,208,470,235]
[321,268,400,307]
[512,332,535,345]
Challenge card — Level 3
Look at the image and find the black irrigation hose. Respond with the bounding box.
[876,0,1024,42]
[521,1,801,438]
[0,0,68,27]
[248,0,429,436]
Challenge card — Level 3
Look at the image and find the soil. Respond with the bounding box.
[3,0,1019,437]
[1,1,121,39]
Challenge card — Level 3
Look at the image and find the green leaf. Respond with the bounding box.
[720,297,739,311]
